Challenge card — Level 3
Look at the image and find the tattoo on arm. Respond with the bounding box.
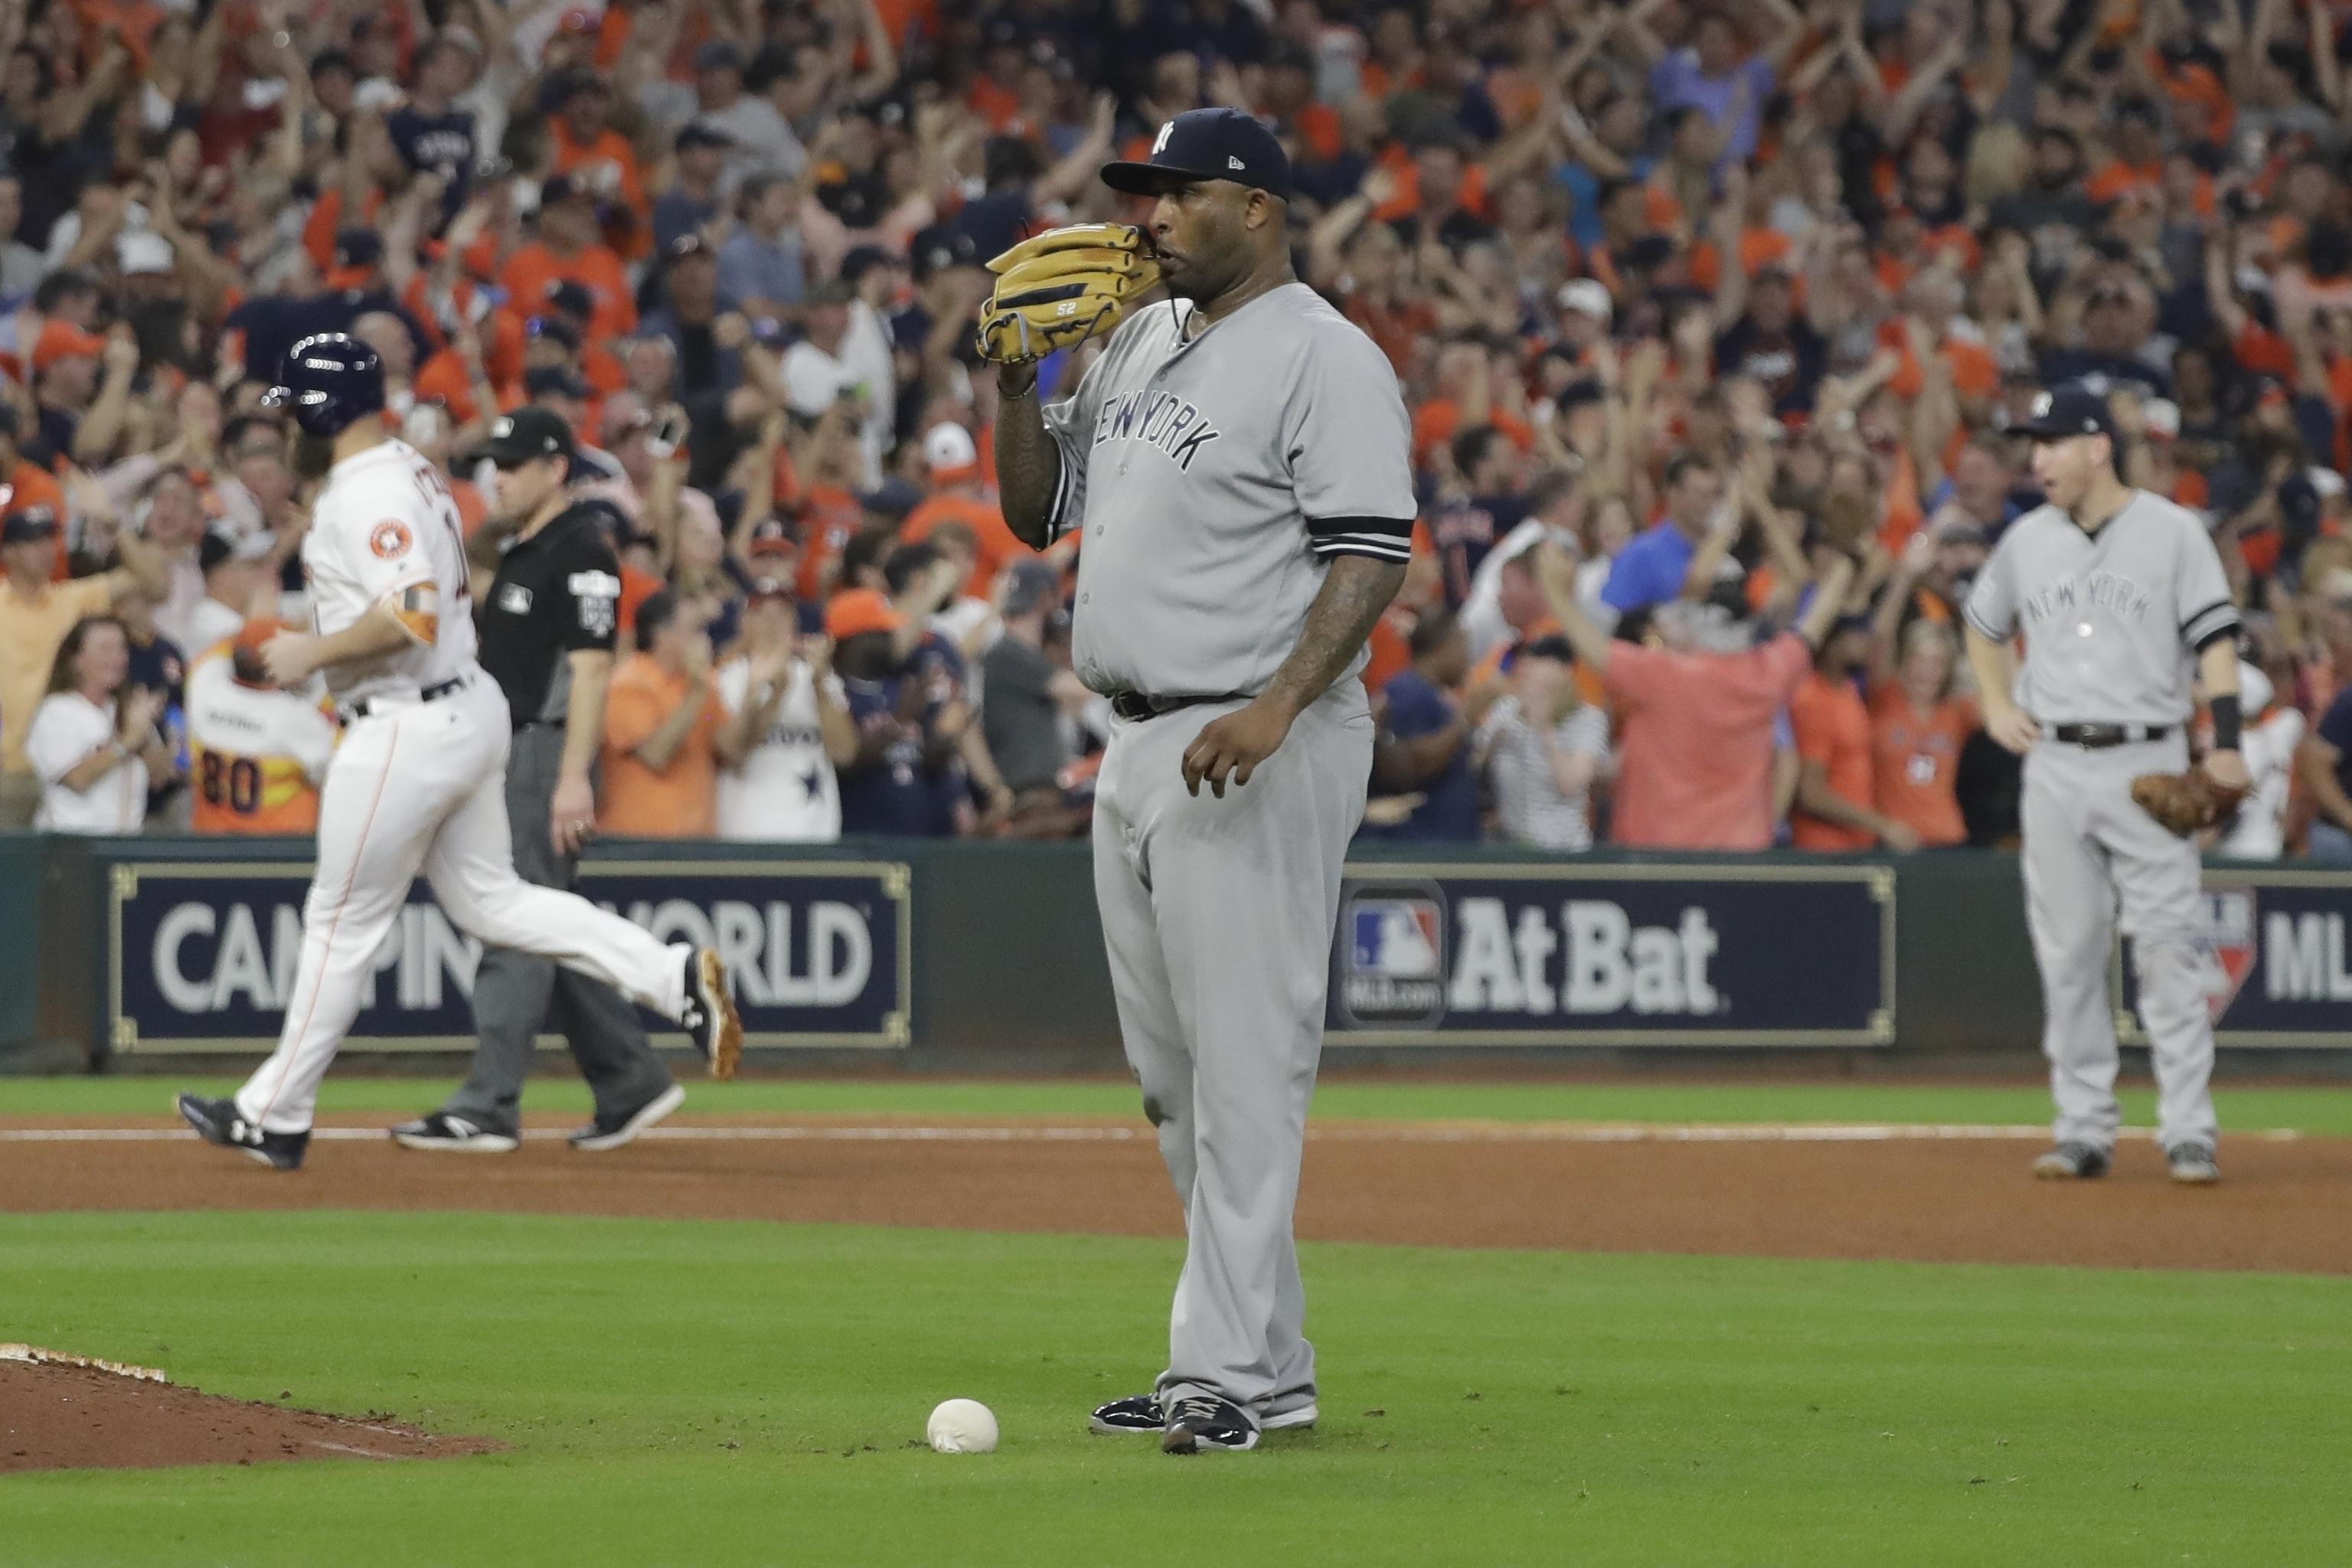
[1265,556,1406,716]
[993,388,1063,550]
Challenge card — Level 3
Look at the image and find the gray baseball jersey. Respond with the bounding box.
[1962,491,2239,724]
[1039,282,1416,697]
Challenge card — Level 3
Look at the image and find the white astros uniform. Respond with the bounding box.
[1963,490,2239,1155]
[233,439,691,1135]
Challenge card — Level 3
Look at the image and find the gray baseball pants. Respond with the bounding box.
[1090,685,1371,1423]
[2020,735,2217,1153]
[440,722,673,1135]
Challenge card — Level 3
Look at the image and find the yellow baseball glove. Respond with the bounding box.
[974,224,1162,364]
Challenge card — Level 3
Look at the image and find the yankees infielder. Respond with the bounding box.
[990,109,1413,1452]
[177,335,741,1171]
[1962,385,2244,1184]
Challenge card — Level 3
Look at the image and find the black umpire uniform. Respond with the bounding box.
[430,414,675,1142]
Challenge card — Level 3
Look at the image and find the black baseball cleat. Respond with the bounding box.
[390,1112,520,1153]
[176,1093,308,1171]
[679,948,743,1080]
[1161,1394,1260,1454]
[2167,1141,2221,1185]
[1090,1393,1164,1435]
[570,1083,686,1152]
[2032,1141,2112,1180]
[1092,1392,1318,1436]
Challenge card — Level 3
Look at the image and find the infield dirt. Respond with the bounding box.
[0,1360,499,1473]
[8,1113,2350,1274]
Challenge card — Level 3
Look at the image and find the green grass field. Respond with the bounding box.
[8,1079,2348,1563]
[13,1072,2352,1135]
[5,1211,2346,1566]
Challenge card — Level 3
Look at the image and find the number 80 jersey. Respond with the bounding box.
[301,437,480,704]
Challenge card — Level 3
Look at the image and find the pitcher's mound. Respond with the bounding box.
[1,1355,501,1473]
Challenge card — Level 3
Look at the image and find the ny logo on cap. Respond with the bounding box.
[494,416,514,436]
[1153,121,1174,155]
[2031,393,2053,417]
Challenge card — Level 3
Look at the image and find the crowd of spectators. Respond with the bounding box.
[4,0,2352,859]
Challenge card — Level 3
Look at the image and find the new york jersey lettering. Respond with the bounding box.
[1092,390,1223,471]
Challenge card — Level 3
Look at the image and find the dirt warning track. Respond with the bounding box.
[8,1115,2352,1274]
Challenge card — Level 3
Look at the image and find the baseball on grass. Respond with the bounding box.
[926,1399,998,1454]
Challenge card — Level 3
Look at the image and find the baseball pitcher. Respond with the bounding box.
[986,109,1413,1452]
[1962,385,2244,1185]
[175,335,741,1171]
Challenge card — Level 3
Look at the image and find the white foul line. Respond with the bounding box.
[0,1122,2305,1145]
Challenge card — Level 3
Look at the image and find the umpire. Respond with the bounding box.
[390,408,684,1154]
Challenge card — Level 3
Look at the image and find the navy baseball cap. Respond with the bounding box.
[480,407,576,466]
[2018,384,2118,442]
[1101,107,1291,201]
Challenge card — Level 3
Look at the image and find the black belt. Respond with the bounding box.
[2049,723,2171,749]
[345,674,467,721]
[1108,691,1246,724]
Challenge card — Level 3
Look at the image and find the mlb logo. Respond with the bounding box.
[2195,890,2258,1024]
[1351,900,1441,978]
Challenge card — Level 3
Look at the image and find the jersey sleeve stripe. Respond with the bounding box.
[1043,426,1081,543]
[2184,603,2242,651]
[1305,514,1415,539]
[1311,535,1413,563]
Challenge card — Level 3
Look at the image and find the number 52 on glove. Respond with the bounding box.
[974,224,1164,364]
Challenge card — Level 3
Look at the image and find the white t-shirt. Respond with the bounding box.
[2215,707,2305,861]
[1478,697,1609,851]
[714,655,843,841]
[26,693,148,833]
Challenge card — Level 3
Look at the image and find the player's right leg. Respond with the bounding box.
[216,714,446,1147]
[419,688,739,1072]
[2020,746,2125,1167]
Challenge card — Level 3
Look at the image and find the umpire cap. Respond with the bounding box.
[2017,384,2117,443]
[260,333,385,437]
[1101,107,1291,200]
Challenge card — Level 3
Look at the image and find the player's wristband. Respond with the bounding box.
[2210,693,2242,753]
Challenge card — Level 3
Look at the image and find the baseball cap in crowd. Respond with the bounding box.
[230,616,289,688]
[923,422,980,482]
[479,407,576,466]
[694,40,746,74]
[676,121,733,153]
[31,321,106,374]
[0,504,57,544]
[523,365,592,402]
[1001,558,1061,618]
[1101,106,1292,201]
[527,315,583,351]
[118,229,175,277]
[908,224,978,283]
[2017,384,2117,442]
[825,586,903,641]
[199,527,274,573]
[538,174,595,211]
[1557,279,1612,323]
[666,232,715,263]
[544,279,596,322]
[745,516,796,558]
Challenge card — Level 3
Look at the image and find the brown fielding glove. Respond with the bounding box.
[975,224,1162,364]
[2131,768,2248,836]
